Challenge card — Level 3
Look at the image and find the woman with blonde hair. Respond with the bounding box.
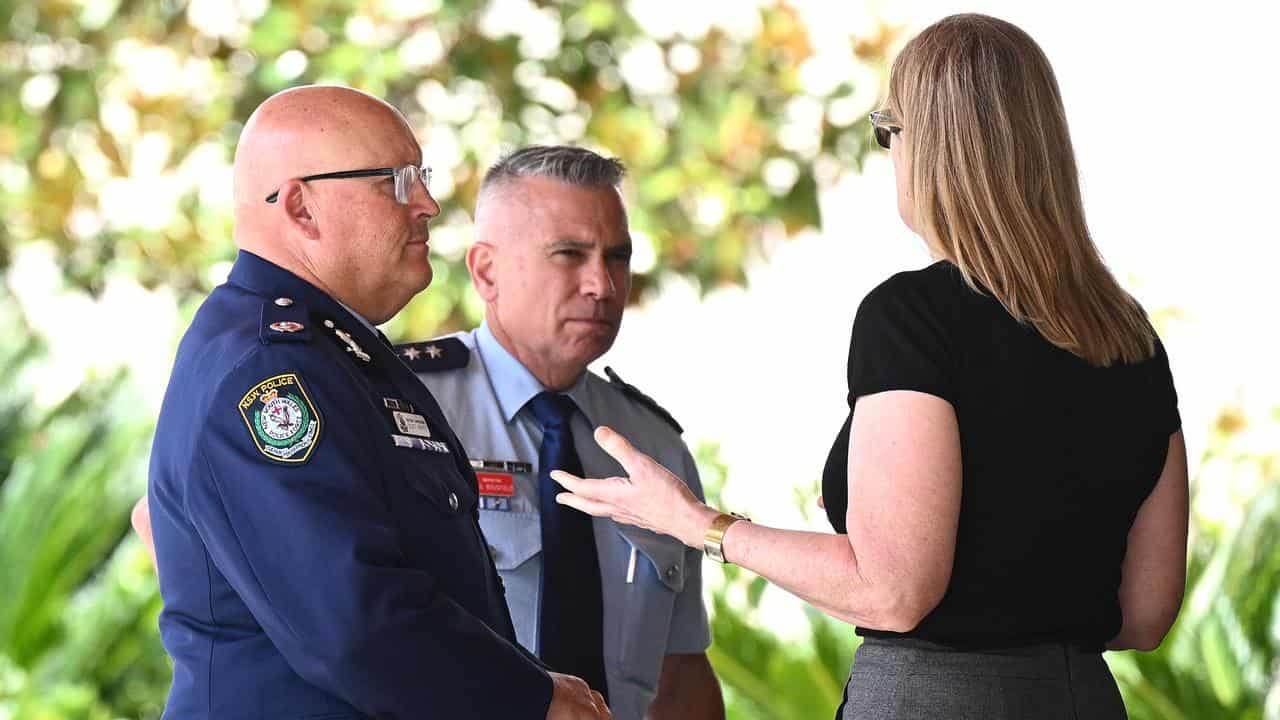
[552,13,1187,719]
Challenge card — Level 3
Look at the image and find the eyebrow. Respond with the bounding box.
[546,239,633,253]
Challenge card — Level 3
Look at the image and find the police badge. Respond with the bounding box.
[238,373,322,463]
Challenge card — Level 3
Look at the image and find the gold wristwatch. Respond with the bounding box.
[703,512,750,564]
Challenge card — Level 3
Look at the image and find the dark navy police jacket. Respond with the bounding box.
[148,251,553,718]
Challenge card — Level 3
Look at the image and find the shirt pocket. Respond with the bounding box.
[613,527,686,686]
[479,510,541,570]
[478,510,543,650]
[618,525,687,592]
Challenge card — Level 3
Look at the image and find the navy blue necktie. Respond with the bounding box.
[529,391,608,701]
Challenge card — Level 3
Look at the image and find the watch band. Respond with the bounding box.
[703,512,749,564]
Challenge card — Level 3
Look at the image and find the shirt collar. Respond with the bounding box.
[476,321,595,426]
[227,250,340,313]
[336,298,379,337]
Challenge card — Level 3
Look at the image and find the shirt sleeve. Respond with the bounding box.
[663,446,712,655]
[1150,337,1181,436]
[184,348,552,719]
[847,273,955,407]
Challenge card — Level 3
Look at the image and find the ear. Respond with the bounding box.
[279,180,321,241]
[466,242,499,302]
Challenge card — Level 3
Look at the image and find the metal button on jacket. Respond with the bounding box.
[448,491,460,512]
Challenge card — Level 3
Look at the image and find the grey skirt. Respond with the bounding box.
[837,637,1127,720]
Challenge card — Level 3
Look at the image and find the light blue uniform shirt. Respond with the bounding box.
[405,323,711,720]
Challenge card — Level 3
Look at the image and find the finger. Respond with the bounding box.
[592,425,649,475]
[548,469,595,496]
[565,674,589,693]
[131,496,152,539]
[131,496,158,571]
[590,690,609,718]
[555,492,617,518]
[817,495,825,509]
[551,470,634,504]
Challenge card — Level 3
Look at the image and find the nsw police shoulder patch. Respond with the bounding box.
[238,373,322,463]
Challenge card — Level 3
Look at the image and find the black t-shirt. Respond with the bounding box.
[822,261,1180,650]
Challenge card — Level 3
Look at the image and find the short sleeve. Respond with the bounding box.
[847,273,955,407]
[663,448,712,655]
[1150,338,1181,436]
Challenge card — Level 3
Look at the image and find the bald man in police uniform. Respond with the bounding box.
[395,146,724,720]
[145,88,608,719]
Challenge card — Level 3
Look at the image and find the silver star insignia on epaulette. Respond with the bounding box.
[402,346,422,361]
[424,344,443,359]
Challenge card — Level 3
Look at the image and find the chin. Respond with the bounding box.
[407,266,432,292]
[405,254,433,288]
[397,269,432,302]
[554,328,606,361]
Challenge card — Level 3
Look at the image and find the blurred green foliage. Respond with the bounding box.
[0,286,168,718]
[697,441,859,719]
[1107,407,1280,720]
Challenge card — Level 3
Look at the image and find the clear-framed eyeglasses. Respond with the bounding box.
[265,164,433,205]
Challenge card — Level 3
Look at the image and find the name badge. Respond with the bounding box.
[393,411,432,437]
[477,472,515,497]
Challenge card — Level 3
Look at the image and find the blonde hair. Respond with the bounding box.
[886,14,1154,366]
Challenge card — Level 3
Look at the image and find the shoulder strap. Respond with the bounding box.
[394,337,470,372]
[259,297,312,345]
[603,366,683,435]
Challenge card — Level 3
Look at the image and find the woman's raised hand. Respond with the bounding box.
[550,426,718,548]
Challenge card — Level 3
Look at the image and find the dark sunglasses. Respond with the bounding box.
[265,164,432,204]
[869,110,902,150]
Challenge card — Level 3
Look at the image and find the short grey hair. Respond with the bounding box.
[481,145,626,193]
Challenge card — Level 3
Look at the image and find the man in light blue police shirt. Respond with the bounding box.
[396,146,724,720]
[143,88,609,720]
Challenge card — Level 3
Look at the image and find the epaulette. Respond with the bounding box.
[395,337,469,372]
[603,366,683,435]
[259,296,312,345]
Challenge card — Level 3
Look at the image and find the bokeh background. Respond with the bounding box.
[2,1,1277,718]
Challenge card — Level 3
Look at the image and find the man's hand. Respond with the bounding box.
[546,672,611,720]
[646,653,724,720]
[132,496,158,572]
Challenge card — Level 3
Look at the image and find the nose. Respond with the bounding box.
[408,174,441,220]
[580,255,616,301]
